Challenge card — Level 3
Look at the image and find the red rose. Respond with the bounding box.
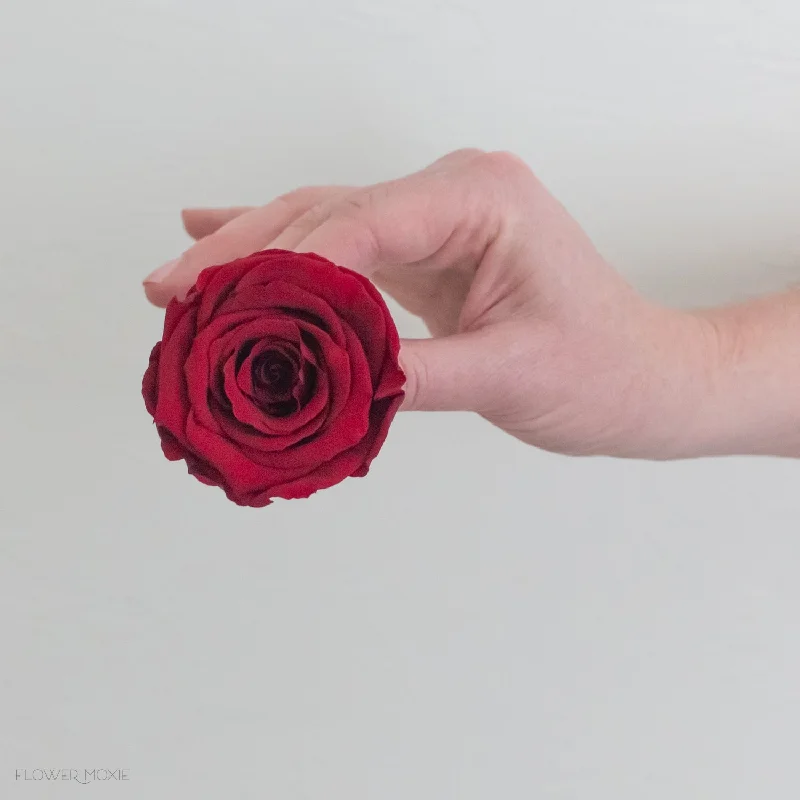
[142,249,405,507]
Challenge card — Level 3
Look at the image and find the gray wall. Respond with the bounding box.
[2,0,799,797]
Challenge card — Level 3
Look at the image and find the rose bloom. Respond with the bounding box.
[143,250,405,507]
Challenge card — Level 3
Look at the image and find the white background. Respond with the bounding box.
[1,0,800,797]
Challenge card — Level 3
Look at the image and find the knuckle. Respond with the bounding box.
[473,150,533,180]
[277,185,329,207]
[336,191,375,216]
[327,191,382,260]
[304,201,335,226]
[273,188,307,210]
[445,147,485,163]
[426,148,485,173]
[273,187,333,220]
[272,202,333,244]
[290,201,335,234]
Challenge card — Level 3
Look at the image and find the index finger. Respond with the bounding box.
[290,175,468,276]
[143,186,350,307]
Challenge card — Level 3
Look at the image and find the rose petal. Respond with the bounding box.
[213,318,373,470]
[184,410,314,501]
[216,280,348,348]
[211,365,331,452]
[234,254,390,383]
[194,258,259,329]
[162,293,197,342]
[351,392,404,476]
[184,312,298,436]
[210,321,351,455]
[142,342,162,416]
[153,305,198,439]
[220,347,328,439]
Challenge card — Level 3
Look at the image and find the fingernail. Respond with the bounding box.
[144,258,179,285]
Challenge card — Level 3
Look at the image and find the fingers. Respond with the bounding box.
[278,175,473,277]
[277,151,528,276]
[145,205,284,306]
[266,197,340,253]
[144,150,535,309]
[145,150,498,306]
[181,207,254,240]
[143,186,351,307]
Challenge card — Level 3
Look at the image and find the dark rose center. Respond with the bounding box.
[252,349,297,399]
[226,337,320,420]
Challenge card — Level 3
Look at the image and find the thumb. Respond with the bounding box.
[398,329,509,413]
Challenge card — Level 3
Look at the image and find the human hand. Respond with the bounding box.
[143,149,722,459]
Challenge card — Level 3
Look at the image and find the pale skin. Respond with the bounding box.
[143,149,800,460]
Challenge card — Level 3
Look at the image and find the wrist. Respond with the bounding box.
[649,293,800,459]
